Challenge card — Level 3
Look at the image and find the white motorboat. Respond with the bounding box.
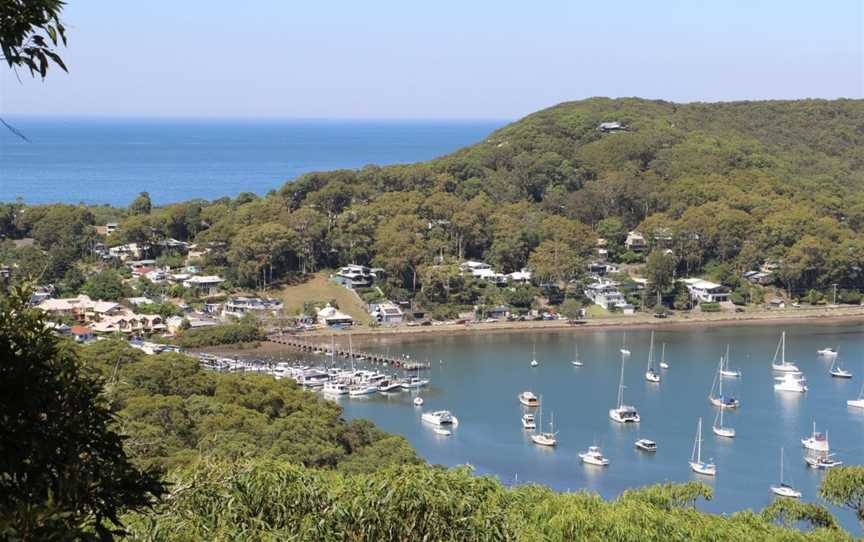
[849,379,864,409]
[609,353,640,423]
[801,422,829,453]
[413,396,424,407]
[712,405,735,438]
[689,417,716,477]
[421,410,459,426]
[620,332,631,356]
[377,379,404,392]
[708,361,740,409]
[817,347,838,357]
[579,445,610,466]
[635,438,657,452]
[719,345,741,378]
[530,408,557,446]
[644,331,661,383]
[518,391,540,407]
[521,413,536,430]
[349,384,378,397]
[322,381,349,395]
[829,356,852,379]
[770,448,801,498]
[774,373,807,393]
[433,427,451,436]
[571,343,583,366]
[771,332,800,372]
[659,343,670,369]
[530,343,539,367]
[401,377,430,389]
[805,452,842,469]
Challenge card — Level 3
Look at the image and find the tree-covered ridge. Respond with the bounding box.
[125,459,853,542]
[79,340,420,474]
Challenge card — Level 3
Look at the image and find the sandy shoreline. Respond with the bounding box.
[206,305,864,356]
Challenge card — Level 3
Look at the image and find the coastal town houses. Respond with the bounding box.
[222,296,284,320]
[680,278,731,303]
[584,279,634,313]
[317,304,354,328]
[69,325,95,343]
[624,231,648,253]
[368,301,404,324]
[333,265,376,288]
[182,275,225,296]
[90,314,166,335]
[109,243,149,261]
[38,294,123,323]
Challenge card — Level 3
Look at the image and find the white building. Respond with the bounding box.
[223,297,284,319]
[584,280,632,311]
[317,305,354,328]
[625,231,647,252]
[182,275,225,296]
[369,301,404,324]
[507,269,532,284]
[334,265,374,288]
[680,278,730,303]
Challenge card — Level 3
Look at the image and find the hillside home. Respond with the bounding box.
[317,305,354,328]
[584,280,631,311]
[223,297,284,319]
[369,301,404,324]
[334,264,375,288]
[38,295,122,323]
[743,270,773,285]
[182,275,225,296]
[680,278,730,303]
[69,325,94,343]
[598,121,627,132]
[625,231,648,252]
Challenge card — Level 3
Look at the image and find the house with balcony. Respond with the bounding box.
[317,304,354,328]
[625,231,648,252]
[369,301,404,324]
[182,275,225,296]
[584,280,633,312]
[680,278,731,303]
[223,297,284,319]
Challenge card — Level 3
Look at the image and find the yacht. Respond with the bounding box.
[401,377,430,389]
[708,362,740,409]
[377,379,404,392]
[530,409,558,447]
[805,452,842,470]
[774,373,807,393]
[689,417,716,477]
[571,343,583,367]
[771,332,800,372]
[848,380,864,409]
[829,356,852,379]
[521,413,536,430]
[644,331,660,383]
[348,384,378,397]
[433,427,451,436]
[817,347,838,357]
[579,446,610,466]
[719,345,741,378]
[421,410,459,426]
[609,353,641,423]
[712,405,735,438]
[322,381,349,395]
[801,422,829,453]
[635,438,657,452]
[659,343,670,369]
[620,332,631,357]
[770,448,801,499]
[530,343,539,367]
[518,391,540,407]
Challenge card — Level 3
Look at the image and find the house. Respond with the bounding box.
[369,301,404,324]
[460,261,506,284]
[584,280,629,310]
[598,121,627,133]
[28,285,55,306]
[459,261,491,273]
[680,278,731,303]
[38,295,122,323]
[334,265,374,288]
[625,231,648,252]
[507,269,532,284]
[126,296,153,306]
[0,265,11,279]
[90,314,165,335]
[69,325,94,343]
[486,304,510,319]
[317,305,354,328]
[144,269,168,282]
[96,223,120,236]
[588,261,619,276]
[743,270,773,285]
[182,275,225,296]
[222,297,284,319]
[165,314,219,334]
[158,238,190,253]
[109,243,148,261]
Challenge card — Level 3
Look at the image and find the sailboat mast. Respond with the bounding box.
[697,418,702,462]
[661,343,666,363]
[781,331,786,364]
[617,354,625,408]
[648,332,655,370]
[780,447,784,483]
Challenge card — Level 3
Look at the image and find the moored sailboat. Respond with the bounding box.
[719,345,741,378]
[609,353,640,423]
[771,332,800,372]
[712,404,735,438]
[531,407,558,446]
[659,342,670,369]
[571,343,583,367]
[848,379,864,409]
[770,448,801,498]
[644,331,660,383]
[829,355,852,379]
[689,417,716,476]
[709,360,740,409]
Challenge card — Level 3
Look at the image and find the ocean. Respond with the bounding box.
[0,117,504,206]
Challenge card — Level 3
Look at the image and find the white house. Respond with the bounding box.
[680,278,730,303]
[317,305,354,328]
[507,269,532,284]
[334,265,374,288]
[223,297,284,319]
[369,301,404,324]
[584,280,630,311]
[598,121,627,133]
[625,231,647,252]
[182,275,225,296]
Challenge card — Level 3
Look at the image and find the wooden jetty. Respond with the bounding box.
[267,334,430,370]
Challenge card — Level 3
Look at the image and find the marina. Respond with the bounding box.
[212,320,864,532]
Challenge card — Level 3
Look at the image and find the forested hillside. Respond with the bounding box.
[3,98,863,311]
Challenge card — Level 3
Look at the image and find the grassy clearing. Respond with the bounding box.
[280,272,373,325]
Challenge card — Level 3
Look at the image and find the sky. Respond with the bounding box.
[1,0,862,120]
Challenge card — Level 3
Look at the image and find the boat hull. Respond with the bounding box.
[770,485,801,498]
[689,461,716,476]
[712,426,736,438]
[848,399,864,409]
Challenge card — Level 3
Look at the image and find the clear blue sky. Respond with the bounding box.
[2,0,862,119]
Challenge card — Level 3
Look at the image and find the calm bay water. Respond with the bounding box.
[291,321,864,532]
[0,118,503,206]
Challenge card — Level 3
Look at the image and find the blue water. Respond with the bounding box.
[270,321,864,533]
[0,118,504,206]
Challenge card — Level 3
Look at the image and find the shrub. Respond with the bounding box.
[700,302,721,312]
[175,323,263,348]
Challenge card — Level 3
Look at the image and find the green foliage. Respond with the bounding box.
[0,286,163,540]
[173,323,264,348]
[559,298,582,320]
[82,269,131,301]
[0,0,67,78]
[128,191,152,215]
[699,302,721,312]
[819,466,864,527]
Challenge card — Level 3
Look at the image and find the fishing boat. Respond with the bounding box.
[609,353,640,423]
[530,343,539,367]
[521,413,536,430]
[659,343,670,369]
[348,384,378,396]
[433,427,451,436]
[774,373,807,393]
[620,332,631,357]
[518,391,540,407]
[421,410,459,426]
[771,332,800,372]
[770,448,801,498]
[579,445,610,466]
[644,331,660,383]
[635,438,657,452]
[530,408,558,446]
[849,379,864,409]
[801,421,829,453]
[829,356,852,379]
[689,417,716,477]
[571,343,583,367]
[712,404,735,438]
[817,347,838,357]
[719,345,741,378]
[805,452,842,469]
[322,381,349,395]
[708,360,740,409]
